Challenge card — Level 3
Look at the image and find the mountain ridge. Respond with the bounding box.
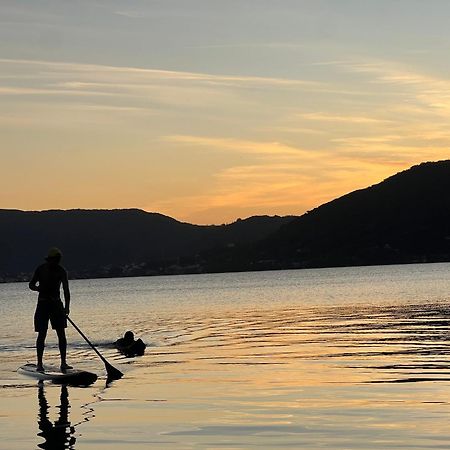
[0,209,294,280]
[204,160,450,272]
[1,160,449,281]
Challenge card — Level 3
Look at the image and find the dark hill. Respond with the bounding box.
[205,160,450,271]
[3,160,449,280]
[0,209,294,280]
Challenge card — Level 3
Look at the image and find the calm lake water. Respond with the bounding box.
[1,263,450,449]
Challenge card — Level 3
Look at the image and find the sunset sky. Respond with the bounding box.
[1,1,450,224]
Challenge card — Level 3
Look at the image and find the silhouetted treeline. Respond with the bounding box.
[0,210,293,281]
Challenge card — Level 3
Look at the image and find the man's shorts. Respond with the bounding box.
[34,299,67,332]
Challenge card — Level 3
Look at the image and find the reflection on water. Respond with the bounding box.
[86,299,450,448]
[37,383,76,450]
[1,264,449,449]
[143,302,450,385]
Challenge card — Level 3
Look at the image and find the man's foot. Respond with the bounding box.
[36,364,44,372]
[60,363,73,372]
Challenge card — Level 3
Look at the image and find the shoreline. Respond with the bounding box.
[2,258,449,284]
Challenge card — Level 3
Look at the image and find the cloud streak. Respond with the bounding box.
[0,58,321,88]
[299,112,392,124]
[156,134,416,223]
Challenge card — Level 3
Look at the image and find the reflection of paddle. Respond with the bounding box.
[67,316,123,382]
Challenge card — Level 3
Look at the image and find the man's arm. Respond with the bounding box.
[62,270,71,315]
[28,269,40,292]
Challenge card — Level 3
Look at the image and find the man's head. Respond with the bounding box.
[46,247,62,264]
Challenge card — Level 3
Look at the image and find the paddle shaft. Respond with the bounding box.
[67,316,106,362]
[66,316,123,379]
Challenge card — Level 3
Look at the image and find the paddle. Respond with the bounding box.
[67,316,123,382]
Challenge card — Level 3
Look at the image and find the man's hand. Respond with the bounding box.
[65,305,70,316]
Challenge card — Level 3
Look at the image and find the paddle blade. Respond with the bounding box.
[105,361,123,382]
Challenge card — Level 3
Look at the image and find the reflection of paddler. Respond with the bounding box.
[37,382,76,449]
[114,331,146,357]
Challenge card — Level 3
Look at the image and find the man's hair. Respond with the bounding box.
[46,247,62,263]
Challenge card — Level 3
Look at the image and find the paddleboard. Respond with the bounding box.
[18,363,97,386]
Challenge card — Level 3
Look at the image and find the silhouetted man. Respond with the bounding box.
[29,247,72,372]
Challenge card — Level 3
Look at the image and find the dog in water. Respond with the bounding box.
[114,331,146,357]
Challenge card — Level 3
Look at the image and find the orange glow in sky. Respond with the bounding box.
[1,2,450,224]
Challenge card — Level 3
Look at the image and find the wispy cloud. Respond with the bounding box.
[189,42,310,50]
[0,86,117,97]
[299,112,392,124]
[156,134,410,223]
[0,58,326,124]
[346,59,450,114]
[114,10,147,19]
[0,58,320,88]
[164,135,313,158]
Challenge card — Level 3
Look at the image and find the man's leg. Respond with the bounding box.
[56,328,72,370]
[36,330,47,371]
